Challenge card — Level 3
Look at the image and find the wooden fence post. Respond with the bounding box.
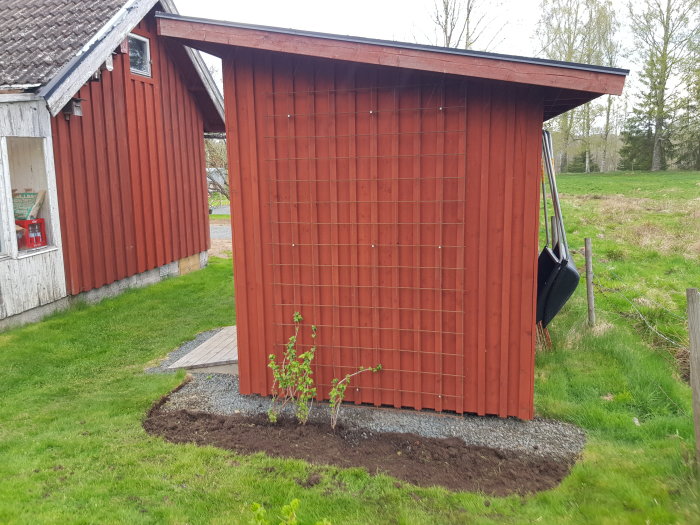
[585,238,595,327]
[687,288,700,472]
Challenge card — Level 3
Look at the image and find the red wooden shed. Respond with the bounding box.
[157,13,627,420]
[0,1,223,329]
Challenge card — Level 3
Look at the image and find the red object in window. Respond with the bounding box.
[15,219,47,249]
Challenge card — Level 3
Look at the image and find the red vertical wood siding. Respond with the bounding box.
[51,15,209,295]
[225,48,543,419]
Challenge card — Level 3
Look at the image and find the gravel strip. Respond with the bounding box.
[160,373,586,461]
[210,224,232,240]
[145,328,223,374]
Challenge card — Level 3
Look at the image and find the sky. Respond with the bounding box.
[172,0,638,97]
[172,0,636,64]
[173,0,545,58]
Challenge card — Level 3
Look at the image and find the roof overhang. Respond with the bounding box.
[155,12,628,121]
[0,93,44,104]
[0,84,42,93]
[37,0,224,131]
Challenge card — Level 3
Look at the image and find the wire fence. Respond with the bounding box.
[558,246,692,378]
[542,246,694,417]
[590,257,689,348]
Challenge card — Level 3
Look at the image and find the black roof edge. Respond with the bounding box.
[155,12,629,77]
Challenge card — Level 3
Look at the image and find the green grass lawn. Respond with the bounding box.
[209,214,230,221]
[0,173,699,524]
[558,170,700,199]
[560,170,700,358]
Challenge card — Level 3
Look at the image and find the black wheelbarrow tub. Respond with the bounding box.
[536,243,580,328]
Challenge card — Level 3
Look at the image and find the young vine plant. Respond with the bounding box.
[268,311,381,428]
[267,312,317,424]
[328,364,382,430]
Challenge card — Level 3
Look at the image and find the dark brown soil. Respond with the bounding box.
[144,407,576,496]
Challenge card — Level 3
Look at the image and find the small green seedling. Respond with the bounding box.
[249,502,268,525]
[248,498,331,525]
[328,364,382,429]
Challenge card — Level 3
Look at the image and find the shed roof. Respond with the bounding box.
[155,12,628,120]
[0,0,224,130]
[0,0,125,88]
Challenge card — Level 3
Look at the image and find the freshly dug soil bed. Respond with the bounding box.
[144,406,575,496]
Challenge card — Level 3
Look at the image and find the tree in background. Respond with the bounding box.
[674,30,700,169]
[431,0,504,50]
[537,0,586,171]
[537,0,620,173]
[204,62,229,202]
[429,0,700,173]
[205,138,229,201]
[592,0,623,172]
[432,0,463,47]
[622,0,699,171]
[566,150,601,172]
[576,0,620,173]
[618,114,655,170]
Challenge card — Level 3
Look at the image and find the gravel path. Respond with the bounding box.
[160,373,586,461]
[145,329,223,374]
[210,224,231,240]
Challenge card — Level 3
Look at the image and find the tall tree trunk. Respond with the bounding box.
[651,116,664,171]
[558,110,575,172]
[583,102,591,173]
[601,95,613,172]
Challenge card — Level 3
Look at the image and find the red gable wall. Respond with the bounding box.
[52,13,210,295]
[225,48,544,420]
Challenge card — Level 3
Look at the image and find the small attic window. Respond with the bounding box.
[128,34,151,77]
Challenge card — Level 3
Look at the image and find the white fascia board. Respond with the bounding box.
[0,93,44,103]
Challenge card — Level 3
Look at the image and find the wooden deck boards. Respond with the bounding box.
[169,325,238,370]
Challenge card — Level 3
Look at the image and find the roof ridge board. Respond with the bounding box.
[154,11,629,77]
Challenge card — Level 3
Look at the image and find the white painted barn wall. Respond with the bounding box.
[0,95,66,320]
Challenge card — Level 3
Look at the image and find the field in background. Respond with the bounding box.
[559,170,700,378]
[0,172,698,523]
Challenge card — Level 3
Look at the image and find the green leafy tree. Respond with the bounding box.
[566,150,600,172]
[626,0,700,171]
[618,114,655,170]
[674,32,700,169]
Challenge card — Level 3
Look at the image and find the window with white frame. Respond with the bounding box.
[128,33,151,77]
[0,138,9,257]
[0,136,53,256]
